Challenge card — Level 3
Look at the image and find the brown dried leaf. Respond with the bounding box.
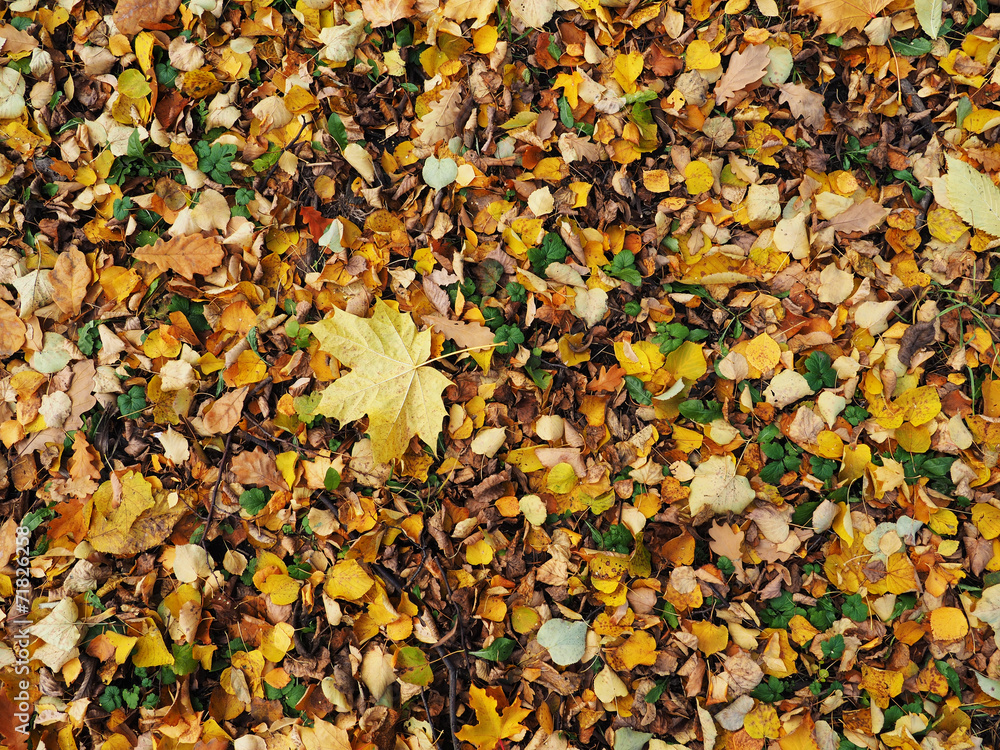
[112,0,182,34]
[50,249,91,317]
[714,45,770,111]
[231,447,288,492]
[821,198,889,234]
[0,298,26,357]
[794,0,893,34]
[133,233,225,280]
[0,23,38,54]
[898,321,937,367]
[202,386,249,435]
[778,83,827,130]
[423,315,495,349]
[414,84,466,147]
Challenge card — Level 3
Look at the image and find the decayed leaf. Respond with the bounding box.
[308,300,452,464]
[688,455,755,516]
[944,154,1000,237]
[87,471,189,555]
[112,0,183,35]
[134,233,225,280]
[360,0,415,28]
[714,44,770,110]
[456,685,532,750]
[794,0,893,34]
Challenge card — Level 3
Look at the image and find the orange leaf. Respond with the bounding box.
[134,234,225,280]
[50,248,91,317]
[794,0,893,34]
[112,0,182,34]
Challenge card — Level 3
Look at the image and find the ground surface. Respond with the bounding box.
[3,0,1000,749]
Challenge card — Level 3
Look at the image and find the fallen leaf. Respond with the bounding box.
[795,0,893,34]
[134,233,225,280]
[309,301,452,463]
[456,686,532,750]
[688,455,756,516]
[113,0,182,34]
[715,45,770,110]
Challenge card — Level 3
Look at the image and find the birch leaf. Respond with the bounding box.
[914,0,942,38]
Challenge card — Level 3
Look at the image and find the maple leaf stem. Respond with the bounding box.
[423,343,498,367]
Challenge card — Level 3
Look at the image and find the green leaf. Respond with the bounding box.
[470,637,517,662]
[324,467,341,491]
[890,37,933,56]
[842,593,868,622]
[935,660,961,697]
[78,320,104,356]
[678,399,723,424]
[527,232,568,275]
[822,634,845,660]
[558,96,574,129]
[118,385,147,419]
[239,488,270,515]
[396,646,434,686]
[327,112,349,149]
[624,375,652,406]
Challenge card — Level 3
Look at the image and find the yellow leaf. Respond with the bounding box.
[690,621,729,656]
[547,462,578,494]
[686,40,721,70]
[929,606,969,642]
[105,632,138,664]
[860,664,904,709]
[614,340,665,382]
[642,170,671,193]
[663,340,708,381]
[133,620,174,668]
[613,52,644,93]
[685,161,714,195]
[308,301,453,464]
[260,623,295,662]
[467,538,495,566]
[610,630,658,669]
[973,503,1000,540]
[456,685,532,750]
[744,333,781,372]
[744,703,781,739]
[87,472,188,555]
[324,559,375,600]
[788,614,820,646]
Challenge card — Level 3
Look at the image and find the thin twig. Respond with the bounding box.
[200,429,234,549]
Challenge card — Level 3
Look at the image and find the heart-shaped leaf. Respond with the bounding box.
[536,618,588,665]
[422,156,458,190]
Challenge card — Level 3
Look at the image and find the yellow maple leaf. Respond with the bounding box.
[308,300,453,464]
[456,685,531,750]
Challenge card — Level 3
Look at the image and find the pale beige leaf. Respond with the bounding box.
[794,0,892,34]
[688,456,755,517]
[944,154,1000,237]
[360,0,415,27]
[423,315,495,349]
[414,84,466,147]
[714,44,770,110]
[307,300,452,464]
[134,233,225,280]
[50,249,91,317]
[112,0,182,35]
